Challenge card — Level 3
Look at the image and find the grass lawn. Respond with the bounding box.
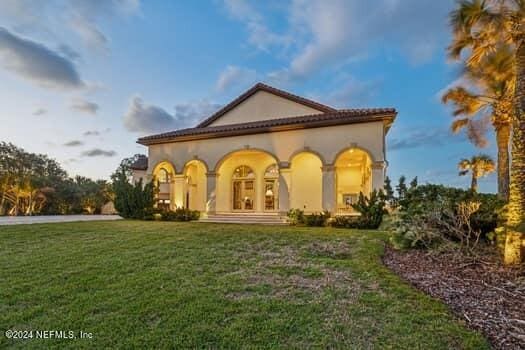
[0,221,488,349]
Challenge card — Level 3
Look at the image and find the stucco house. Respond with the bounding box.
[131,83,396,223]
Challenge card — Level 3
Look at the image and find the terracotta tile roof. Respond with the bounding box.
[138,108,397,146]
[196,82,337,128]
[129,155,148,170]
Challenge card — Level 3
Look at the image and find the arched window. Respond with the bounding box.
[233,165,255,179]
[157,168,170,183]
[264,164,279,178]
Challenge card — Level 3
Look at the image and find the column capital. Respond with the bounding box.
[278,161,291,169]
[206,171,219,178]
[371,161,387,170]
[321,164,336,172]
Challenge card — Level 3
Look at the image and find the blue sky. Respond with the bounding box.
[0,0,497,192]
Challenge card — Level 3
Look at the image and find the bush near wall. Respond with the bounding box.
[287,190,387,229]
[304,212,331,227]
[160,208,200,222]
[390,184,505,250]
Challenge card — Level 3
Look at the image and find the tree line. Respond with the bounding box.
[0,142,112,215]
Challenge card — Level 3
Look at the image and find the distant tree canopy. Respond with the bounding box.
[0,141,112,216]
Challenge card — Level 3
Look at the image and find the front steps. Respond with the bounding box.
[199,212,288,225]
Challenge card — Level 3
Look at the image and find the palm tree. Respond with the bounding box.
[458,154,496,191]
[443,47,514,199]
[449,0,525,264]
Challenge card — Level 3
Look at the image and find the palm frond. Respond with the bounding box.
[451,118,470,133]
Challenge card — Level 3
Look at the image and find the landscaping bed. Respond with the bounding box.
[383,246,525,349]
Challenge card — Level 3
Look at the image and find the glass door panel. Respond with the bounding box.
[233,181,242,210]
[264,181,275,210]
[243,180,254,210]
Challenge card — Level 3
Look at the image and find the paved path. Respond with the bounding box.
[0,215,122,226]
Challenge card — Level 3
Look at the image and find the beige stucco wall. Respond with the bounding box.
[185,161,207,211]
[290,152,323,212]
[147,121,385,173]
[208,90,323,126]
[142,120,387,213]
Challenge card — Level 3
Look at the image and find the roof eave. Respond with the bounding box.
[137,114,395,146]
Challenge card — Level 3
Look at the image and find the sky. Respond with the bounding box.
[0,0,498,192]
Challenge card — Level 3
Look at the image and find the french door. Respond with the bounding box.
[232,180,255,210]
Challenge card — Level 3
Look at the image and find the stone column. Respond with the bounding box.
[371,161,386,191]
[206,171,218,215]
[173,175,186,209]
[278,164,291,215]
[322,164,336,213]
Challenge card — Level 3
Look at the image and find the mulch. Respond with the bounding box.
[383,246,525,349]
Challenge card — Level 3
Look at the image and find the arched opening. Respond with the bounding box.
[290,152,322,213]
[183,160,207,212]
[232,165,256,210]
[152,161,176,210]
[215,150,279,212]
[334,148,372,215]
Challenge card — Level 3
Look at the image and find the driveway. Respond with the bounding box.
[0,215,122,225]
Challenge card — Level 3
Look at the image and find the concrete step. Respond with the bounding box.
[199,213,288,225]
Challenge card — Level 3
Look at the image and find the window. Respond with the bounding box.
[157,168,170,183]
[264,164,279,178]
[233,165,255,179]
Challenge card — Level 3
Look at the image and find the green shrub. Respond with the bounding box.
[161,208,200,221]
[330,215,361,229]
[304,211,330,227]
[397,184,504,239]
[350,190,387,229]
[287,208,305,225]
[112,171,155,219]
[390,184,505,251]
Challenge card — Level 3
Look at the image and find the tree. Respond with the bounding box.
[442,47,514,199]
[449,0,525,264]
[0,141,111,216]
[458,154,496,192]
[383,176,395,207]
[112,168,154,219]
[111,154,145,181]
[409,176,418,190]
[396,176,408,201]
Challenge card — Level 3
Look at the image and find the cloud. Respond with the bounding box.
[63,140,84,147]
[81,148,117,157]
[216,65,257,92]
[0,0,140,51]
[70,16,108,51]
[174,101,222,125]
[71,98,99,115]
[123,97,179,134]
[83,130,100,136]
[32,108,47,116]
[83,128,110,137]
[222,0,289,51]
[225,0,453,82]
[389,127,464,151]
[57,44,81,61]
[312,77,383,108]
[123,96,221,134]
[0,27,85,89]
